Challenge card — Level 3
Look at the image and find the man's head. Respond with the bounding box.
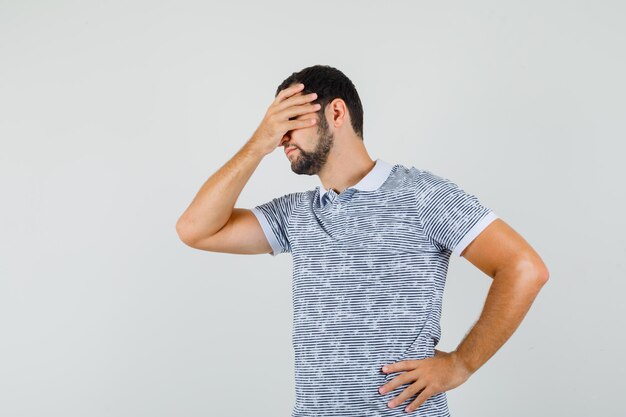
[275,65,364,175]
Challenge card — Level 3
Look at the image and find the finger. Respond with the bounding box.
[387,380,426,409]
[382,360,418,374]
[273,83,304,105]
[285,118,317,131]
[281,102,321,120]
[404,387,434,413]
[277,122,314,148]
[379,368,416,395]
[275,91,318,113]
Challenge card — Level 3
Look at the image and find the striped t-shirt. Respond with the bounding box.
[251,158,498,417]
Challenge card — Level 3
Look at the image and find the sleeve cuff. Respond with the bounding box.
[251,206,282,256]
[452,211,499,257]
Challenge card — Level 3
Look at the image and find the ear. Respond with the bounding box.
[328,98,349,129]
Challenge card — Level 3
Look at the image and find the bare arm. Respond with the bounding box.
[377,218,550,412]
[175,141,265,245]
[453,218,550,375]
[175,82,320,250]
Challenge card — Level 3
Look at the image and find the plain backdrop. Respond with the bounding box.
[1,1,624,416]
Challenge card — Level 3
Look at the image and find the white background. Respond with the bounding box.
[1,1,624,416]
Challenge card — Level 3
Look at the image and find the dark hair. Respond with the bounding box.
[275,65,364,140]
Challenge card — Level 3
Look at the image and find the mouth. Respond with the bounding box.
[285,146,298,156]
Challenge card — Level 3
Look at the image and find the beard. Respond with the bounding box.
[290,114,334,176]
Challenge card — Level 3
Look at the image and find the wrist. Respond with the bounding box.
[451,350,475,379]
[242,139,268,159]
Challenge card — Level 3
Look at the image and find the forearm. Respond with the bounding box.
[453,263,549,375]
[176,140,265,242]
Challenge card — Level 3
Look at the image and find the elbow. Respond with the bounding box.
[538,265,550,286]
[176,216,198,247]
[532,265,550,290]
[517,256,550,288]
[499,255,549,289]
[529,255,550,285]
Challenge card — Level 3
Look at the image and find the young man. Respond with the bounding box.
[176,65,549,417]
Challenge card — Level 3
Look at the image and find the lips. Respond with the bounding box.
[285,146,297,156]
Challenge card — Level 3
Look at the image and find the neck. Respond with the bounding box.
[318,142,375,193]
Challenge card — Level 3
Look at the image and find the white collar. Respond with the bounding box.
[316,158,394,204]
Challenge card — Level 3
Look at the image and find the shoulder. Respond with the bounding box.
[265,190,310,203]
[393,164,453,193]
[262,189,314,215]
[376,163,419,192]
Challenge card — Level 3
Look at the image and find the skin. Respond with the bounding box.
[281,90,334,176]
[277,85,550,413]
[378,221,549,412]
[178,82,550,413]
[278,83,379,194]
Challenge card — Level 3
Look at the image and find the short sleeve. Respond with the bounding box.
[251,192,301,256]
[414,170,499,257]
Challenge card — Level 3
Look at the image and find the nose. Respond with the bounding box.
[280,131,293,147]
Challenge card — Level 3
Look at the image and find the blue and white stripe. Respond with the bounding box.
[252,158,497,416]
